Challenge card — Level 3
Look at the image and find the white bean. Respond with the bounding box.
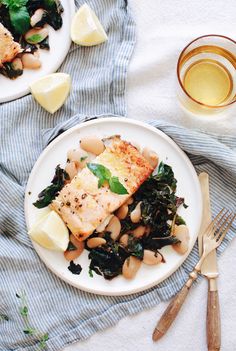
[87,237,106,249]
[96,214,114,233]
[142,147,159,169]
[143,250,162,265]
[65,161,78,180]
[25,27,49,44]
[122,256,141,279]
[64,248,84,261]
[30,8,45,27]
[21,53,41,69]
[119,234,129,247]
[132,225,146,238]
[116,204,128,220]
[106,216,121,241]
[80,137,105,155]
[130,202,142,223]
[172,225,190,255]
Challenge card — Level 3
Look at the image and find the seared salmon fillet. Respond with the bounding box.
[0,23,21,66]
[50,138,154,241]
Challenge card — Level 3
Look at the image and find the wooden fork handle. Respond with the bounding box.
[152,282,193,341]
[207,279,221,351]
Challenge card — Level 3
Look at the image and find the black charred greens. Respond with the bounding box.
[68,261,82,275]
[87,162,187,280]
[33,165,69,208]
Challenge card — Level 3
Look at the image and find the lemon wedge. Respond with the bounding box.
[71,3,108,46]
[29,210,69,251]
[30,73,71,114]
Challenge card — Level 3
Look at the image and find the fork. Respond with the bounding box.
[152,208,236,341]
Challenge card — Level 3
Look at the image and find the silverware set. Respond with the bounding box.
[152,172,236,350]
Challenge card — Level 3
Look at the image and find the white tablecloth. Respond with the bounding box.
[65,1,236,350]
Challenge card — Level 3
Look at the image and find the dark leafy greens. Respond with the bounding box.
[87,162,187,280]
[33,165,69,208]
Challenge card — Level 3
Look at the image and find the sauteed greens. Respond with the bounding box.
[85,162,187,280]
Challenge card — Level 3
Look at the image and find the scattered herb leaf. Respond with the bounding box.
[80,156,88,162]
[109,176,128,195]
[16,291,49,350]
[66,241,77,252]
[0,313,9,321]
[88,268,93,278]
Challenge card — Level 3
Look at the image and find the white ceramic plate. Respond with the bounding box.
[25,118,202,296]
[0,0,75,103]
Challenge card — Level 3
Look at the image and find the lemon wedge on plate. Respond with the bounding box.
[30,73,71,114]
[71,3,108,46]
[29,210,69,251]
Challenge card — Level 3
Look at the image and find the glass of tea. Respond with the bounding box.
[177,35,236,115]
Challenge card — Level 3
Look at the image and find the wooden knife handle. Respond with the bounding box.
[152,284,191,341]
[207,280,221,351]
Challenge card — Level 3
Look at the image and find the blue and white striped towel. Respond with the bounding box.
[1,1,236,351]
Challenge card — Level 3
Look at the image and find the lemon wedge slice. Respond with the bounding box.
[30,73,71,114]
[71,3,108,46]
[29,210,69,251]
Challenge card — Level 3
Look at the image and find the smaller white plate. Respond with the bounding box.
[0,0,75,103]
[25,118,202,296]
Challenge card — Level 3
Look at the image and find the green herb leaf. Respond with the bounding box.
[9,5,30,34]
[66,241,77,251]
[23,327,36,335]
[88,268,93,278]
[109,177,128,195]
[80,156,88,162]
[0,314,9,321]
[1,0,28,9]
[87,163,128,194]
[87,163,111,188]
[20,306,28,317]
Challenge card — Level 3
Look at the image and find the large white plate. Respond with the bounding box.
[25,118,202,296]
[0,0,75,103]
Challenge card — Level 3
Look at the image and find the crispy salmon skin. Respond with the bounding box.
[50,138,154,241]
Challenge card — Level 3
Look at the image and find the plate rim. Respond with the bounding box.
[24,117,203,296]
[0,0,75,103]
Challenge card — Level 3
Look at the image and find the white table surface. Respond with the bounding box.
[65,1,236,350]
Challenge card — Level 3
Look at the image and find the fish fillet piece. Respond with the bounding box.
[0,23,22,66]
[50,138,154,241]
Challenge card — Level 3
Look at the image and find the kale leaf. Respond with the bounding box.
[33,165,69,208]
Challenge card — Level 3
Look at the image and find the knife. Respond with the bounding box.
[198,172,221,351]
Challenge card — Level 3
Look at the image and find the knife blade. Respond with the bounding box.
[198,172,221,351]
[198,172,218,278]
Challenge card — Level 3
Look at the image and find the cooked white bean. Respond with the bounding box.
[119,234,129,247]
[122,256,141,279]
[126,197,134,205]
[21,53,41,69]
[132,225,146,238]
[80,137,105,155]
[67,149,90,167]
[65,161,78,180]
[64,235,84,261]
[30,8,45,27]
[96,215,114,233]
[142,147,159,169]
[12,58,23,71]
[143,250,162,265]
[130,201,142,223]
[25,27,49,44]
[116,204,128,220]
[172,225,190,255]
[87,237,106,249]
[70,234,85,250]
[106,216,121,241]
[64,248,84,261]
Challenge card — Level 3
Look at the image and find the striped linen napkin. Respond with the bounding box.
[1,2,236,351]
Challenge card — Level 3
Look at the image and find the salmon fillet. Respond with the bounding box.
[0,23,22,67]
[50,138,154,241]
